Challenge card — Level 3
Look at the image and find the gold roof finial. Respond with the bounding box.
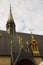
[29,29,34,39]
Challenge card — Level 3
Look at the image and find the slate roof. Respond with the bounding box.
[0,30,43,57]
[0,30,11,55]
[16,32,43,57]
[14,47,36,65]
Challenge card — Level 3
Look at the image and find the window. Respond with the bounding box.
[33,45,37,50]
[33,41,35,43]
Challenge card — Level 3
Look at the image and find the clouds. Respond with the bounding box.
[13,0,43,35]
[0,0,9,30]
[0,0,43,35]
[7,0,43,35]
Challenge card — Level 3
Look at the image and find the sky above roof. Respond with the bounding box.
[0,0,43,35]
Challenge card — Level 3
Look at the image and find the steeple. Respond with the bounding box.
[6,5,16,35]
[8,5,14,22]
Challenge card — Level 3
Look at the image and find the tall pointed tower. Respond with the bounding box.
[6,5,16,35]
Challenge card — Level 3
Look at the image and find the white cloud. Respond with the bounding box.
[0,0,43,35]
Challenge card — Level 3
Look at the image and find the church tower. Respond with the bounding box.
[6,5,16,35]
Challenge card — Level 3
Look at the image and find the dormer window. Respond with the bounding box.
[31,34,39,54]
[32,45,37,50]
[33,41,35,43]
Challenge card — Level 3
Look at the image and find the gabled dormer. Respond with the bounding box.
[30,32,39,54]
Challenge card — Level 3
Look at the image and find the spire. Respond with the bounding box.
[6,4,16,35]
[8,5,14,22]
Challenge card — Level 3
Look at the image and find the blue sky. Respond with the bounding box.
[0,0,43,36]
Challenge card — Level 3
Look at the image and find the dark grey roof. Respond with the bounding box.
[0,30,11,55]
[16,32,43,57]
[14,47,36,65]
[0,30,43,57]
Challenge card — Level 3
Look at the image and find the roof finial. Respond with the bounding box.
[29,29,34,39]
